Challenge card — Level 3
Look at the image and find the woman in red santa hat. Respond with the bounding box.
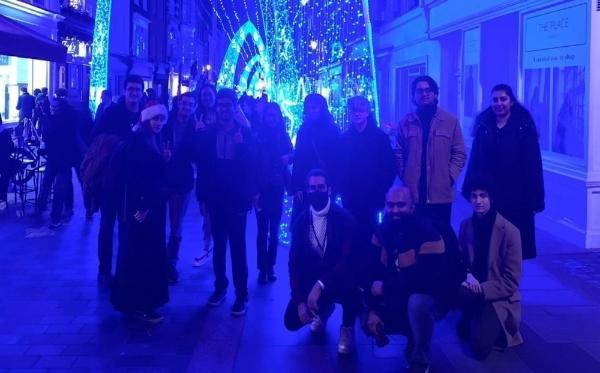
[111,101,171,323]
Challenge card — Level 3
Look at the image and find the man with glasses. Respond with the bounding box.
[89,75,143,285]
[394,76,466,228]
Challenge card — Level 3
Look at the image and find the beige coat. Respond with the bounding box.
[459,213,523,347]
[395,107,466,204]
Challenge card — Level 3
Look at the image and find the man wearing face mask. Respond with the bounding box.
[285,169,361,355]
[363,185,464,373]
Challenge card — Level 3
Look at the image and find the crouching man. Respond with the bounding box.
[364,185,462,373]
[285,169,361,354]
[457,179,523,359]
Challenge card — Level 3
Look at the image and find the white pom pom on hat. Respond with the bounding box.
[141,100,168,122]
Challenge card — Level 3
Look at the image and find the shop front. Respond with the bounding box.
[0,6,66,124]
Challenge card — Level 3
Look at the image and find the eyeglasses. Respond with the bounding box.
[415,88,433,95]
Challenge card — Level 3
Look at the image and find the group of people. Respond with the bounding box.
[19,72,543,372]
[283,75,542,372]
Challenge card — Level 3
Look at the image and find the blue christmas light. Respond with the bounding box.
[89,0,112,113]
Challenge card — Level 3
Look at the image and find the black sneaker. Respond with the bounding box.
[208,289,226,307]
[231,297,247,316]
[374,322,389,348]
[258,271,268,284]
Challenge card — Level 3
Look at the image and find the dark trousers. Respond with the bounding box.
[458,288,505,360]
[0,165,12,201]
[284,287,362,330]
[256,185,283,273]
[49,168,72,223]
[416,202,452,228]
[98,198,122,275]
[210,207,248,299]
[372,293,447,365]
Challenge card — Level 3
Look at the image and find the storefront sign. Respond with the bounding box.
[523,2,588,69]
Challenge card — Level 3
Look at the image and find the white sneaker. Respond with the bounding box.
[310,304,335,333]
[310,315,325,333]
[338,326,355,354]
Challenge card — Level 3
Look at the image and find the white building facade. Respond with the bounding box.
[372,0,599,250]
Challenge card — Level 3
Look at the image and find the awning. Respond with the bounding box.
[0,14,67,62]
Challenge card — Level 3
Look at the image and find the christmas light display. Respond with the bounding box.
[213,0,378,137]
[89,0,112,112]
[211,0,379,246]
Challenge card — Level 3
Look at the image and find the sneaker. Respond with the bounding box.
[338,326,355,354]
[231,297,247,316]
[192,248,212,267]
[207,289,226,307]
[310,303,335,333]
[258,271,268,284]
[49,221,62,230]
[134,311,164,324]
[374,322,390,348]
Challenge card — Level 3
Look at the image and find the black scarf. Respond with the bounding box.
[471,208,496,282]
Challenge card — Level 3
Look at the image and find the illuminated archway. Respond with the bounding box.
[217,21,273,98]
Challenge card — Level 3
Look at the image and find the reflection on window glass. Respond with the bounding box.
[524,66,585,158]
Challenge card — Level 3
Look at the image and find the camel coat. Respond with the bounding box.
[459,212,523,347]
[395,107,466,204]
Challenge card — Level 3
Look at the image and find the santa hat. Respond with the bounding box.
[141,101,168,122]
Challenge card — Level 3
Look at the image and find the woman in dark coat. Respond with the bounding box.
[290,93,340,222]
[463,84,544,259]
[111,102,170,323]
[254,102,294,283]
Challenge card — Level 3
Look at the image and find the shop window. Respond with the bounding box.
[522,2,588,160]
[395,63,426,119]
[0,56,49,123]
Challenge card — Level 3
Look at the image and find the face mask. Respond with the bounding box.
[307,191,329,211]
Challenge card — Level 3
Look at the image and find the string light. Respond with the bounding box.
[89,0,112,112]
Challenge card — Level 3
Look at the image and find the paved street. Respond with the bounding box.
[1,189,600,372]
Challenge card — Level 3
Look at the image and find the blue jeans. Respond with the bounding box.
[406,293,448,365]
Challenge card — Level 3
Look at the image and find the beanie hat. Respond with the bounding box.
[141,100,168,122]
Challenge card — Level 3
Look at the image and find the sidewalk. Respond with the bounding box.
[0,195,599,372]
